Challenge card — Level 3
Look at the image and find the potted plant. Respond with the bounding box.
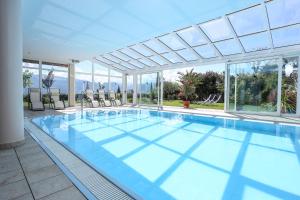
[178,69,198,108]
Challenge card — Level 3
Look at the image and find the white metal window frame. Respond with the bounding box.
[225,55,300,117]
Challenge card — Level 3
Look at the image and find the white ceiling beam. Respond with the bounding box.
[99,56,135,71]
[109,53,147,69]
[193,25,222,58]
[262,3,275,49]
[223,16,246,54]
[128,45,160,67]
[94,58,125,73]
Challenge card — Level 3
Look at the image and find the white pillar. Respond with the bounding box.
[0,0,24,148]
[122,74,126,103]
[160,71,164,108]
[108,69,111,92]
[68,64,75,107]
[39,60,42,88]
[277,58,283,115]
[224,64,228,112]
[91,60,95,91]
[133,74,137,105]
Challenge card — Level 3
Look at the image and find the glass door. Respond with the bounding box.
[281,57,298,114]
[139,72,160,106]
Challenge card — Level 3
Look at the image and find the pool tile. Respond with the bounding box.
[211,127,246,142]
[132,125,177,141]
[183,123,214,134]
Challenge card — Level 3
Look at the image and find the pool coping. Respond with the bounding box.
[24,117,136,200]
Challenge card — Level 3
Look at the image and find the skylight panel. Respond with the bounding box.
[103,54,121,64]
[143,39,169,53]
[214,39,242,56]
[120,48,141,59]
[176,49,199,61]
[200,18,233,42]
[120,62,136,70]
[177,26,207,46]
[129,60,144,69]
[194,45,217,58]
[228,6,267,36]
[158,34,186,50]
[161,52,182,63]
[130,44,153,57]
[267,0,300,29]
[97,57,113,65]
[271,24,300,48]
[138,58,156,67]
[239,32,271,52]
[111,51,131,62]
[149,55,168,65]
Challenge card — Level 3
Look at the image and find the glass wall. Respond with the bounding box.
[126,75,133,104]
[281,57,298,114]
[75,61,92,102]
[22,60,39,95]
[140,73,159,105]
[228,59,279,113]
[94,63,109,92]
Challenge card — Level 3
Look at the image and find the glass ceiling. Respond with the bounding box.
[97,0,300,72]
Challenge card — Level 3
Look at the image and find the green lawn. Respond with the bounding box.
[163,100,224,110]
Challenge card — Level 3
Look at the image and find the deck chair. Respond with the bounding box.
[28,88,45,111]
[98,90,111,107]
[49,88,65,110]
[85,89,99,108]
[109,91,122,106]
[210,94,222,104]
[196,94,213,104]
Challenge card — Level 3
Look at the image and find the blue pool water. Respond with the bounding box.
[32,109,300,200]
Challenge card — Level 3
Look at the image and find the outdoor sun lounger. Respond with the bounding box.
[85,89,99,108]
[28,88,45,111]
[197,94,213,104]
[109,91,122,106]
[98,90,111,107]
[49,88,65,110]
[210,94,222,104]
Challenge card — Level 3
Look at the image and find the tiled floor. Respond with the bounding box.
[0,131,86,200]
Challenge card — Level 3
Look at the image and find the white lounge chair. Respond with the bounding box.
[49,88,65,110]
[85,89,99,108]
[109,91,122,106]
[28,88,45,111]
[98,90,111,107]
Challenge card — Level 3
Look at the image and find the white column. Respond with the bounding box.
[91,60,95,91]
[0,0,24,148]
[68,63,75,107]
[224,64,228,112]
[160,71,164,108]
[297,56,300,116]
[277,58,283,115]
[133,73,137,105]
[108,69,111,92]
[122,74,126,104]
[39,60,42,88]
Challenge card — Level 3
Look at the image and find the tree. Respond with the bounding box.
[23,70,33,88]
[42,70,54,93]
[177,69,199,101]
[163,81,179,100]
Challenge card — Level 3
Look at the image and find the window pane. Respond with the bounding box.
[159,34,185,50]
[149,55,168,65]
[138,58,156,67]
[94,63,108,76]
[228,6,267,36]
[120,48,141,59]
[130,44,153,56]
[239,32,271,52]
[281,57,298,114]
[214,39,241,56]
[42,64,68,95]
[94,75,109,92]
[176,49,198,61]
[272,24,300,47]
[143,39,168,53]
[194,45,217,58]
[140,73,159,105]
[110,77,122,96]
[200,18,233,42]
[75,60,92,73]
[111,51,131,61]
[267,0,300,28]
[110,69,122,77]
[22,66,39,95]
[228,59,279,112]
[161,52,182,63]
[177,26,207,46]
